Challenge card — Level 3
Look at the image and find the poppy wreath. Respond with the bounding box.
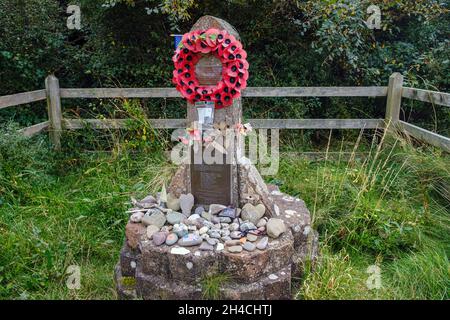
[172,28,249,109]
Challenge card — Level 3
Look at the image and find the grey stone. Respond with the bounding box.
[266,218,286,238]
[211,216,221,224]
[209,204,227,215]
[179,193,194,216]
[227,245,243,253]
[166,212,184,225]
[167,193,181,211]
[130,211,144,223]
[199,242,214,251]
[202,220,214,228]
[220,229,230,237]
[201,210,213,221]
[152,232,167,246]
[146,225,160,239]
[243,241,256,252]
[173,224,188,238]
[221,236,232,242]
[187,213,201,222]
[218,207,236,219]
[241,203,265,224]
[135,195,157,208]
[230,231,243,239]
[218,217,232,224]
[178,234,203,247]
[165,233,178,246]
[240,221,257,233]
[229,223,239,231]
[140,195,157,204]
[256,236,268,250]
[199,226,209,235]
[206,238,219,246]
[194,206,205,215]
[256,217,268,228]
[142,210,166,228]
[209,231,221,239]
[225,239,241,246]
[246,233,258,242]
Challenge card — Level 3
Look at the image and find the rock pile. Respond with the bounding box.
[126,192,287,253]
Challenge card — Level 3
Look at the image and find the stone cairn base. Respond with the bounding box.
[115,184,318,300]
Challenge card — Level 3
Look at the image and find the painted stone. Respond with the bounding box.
[178,233,203,247]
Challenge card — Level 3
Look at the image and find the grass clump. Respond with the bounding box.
[201,274,230,300]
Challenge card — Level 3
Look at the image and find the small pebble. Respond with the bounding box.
[170,247,190,255]
[209,204,227,215]
[207,238,219,246]
[130,212,144,223]
[165,233,178,246]
[230,231,242,239]
[209,231,221,239]
[146,225,160,239]
[194,206,205,215]
[199,242,214,251]
[218,217,232,224]
[227,245,243,253]
[199,226,209,235]
[256,236,268,250]
[246,233,258,242]
[243,242,256,252]
[225,240,241,246]
[152,232,167,246]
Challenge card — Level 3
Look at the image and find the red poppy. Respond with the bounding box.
[233,48,248,60]
[223,74,239,88]
[205,28,220,46]
[221,34,237,48]
[215,30,228,44]
[221,93,233,107]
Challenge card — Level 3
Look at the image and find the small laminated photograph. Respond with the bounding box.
[195,101,215,126]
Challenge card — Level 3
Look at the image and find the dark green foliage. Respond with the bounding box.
[1,0,448,133]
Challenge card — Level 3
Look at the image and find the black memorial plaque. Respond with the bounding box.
[190,151,231,205]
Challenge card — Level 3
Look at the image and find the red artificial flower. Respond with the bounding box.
[205,28,220,46]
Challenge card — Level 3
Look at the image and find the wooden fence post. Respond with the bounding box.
[385,72,404,126]
[45,75,62,150]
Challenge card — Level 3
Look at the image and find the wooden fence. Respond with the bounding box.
[1,73,449,152]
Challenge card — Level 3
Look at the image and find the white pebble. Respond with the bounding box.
[268,274,278,280]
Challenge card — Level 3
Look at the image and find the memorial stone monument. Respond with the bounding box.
[115,16,318,300]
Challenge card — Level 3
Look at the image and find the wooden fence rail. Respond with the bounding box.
[0,73,449,153]
[63,118,384,130]
[59,86,388,99]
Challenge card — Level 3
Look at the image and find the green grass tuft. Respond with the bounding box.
[201,274,230,300]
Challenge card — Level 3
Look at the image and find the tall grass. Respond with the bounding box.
[282,125,450,300]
